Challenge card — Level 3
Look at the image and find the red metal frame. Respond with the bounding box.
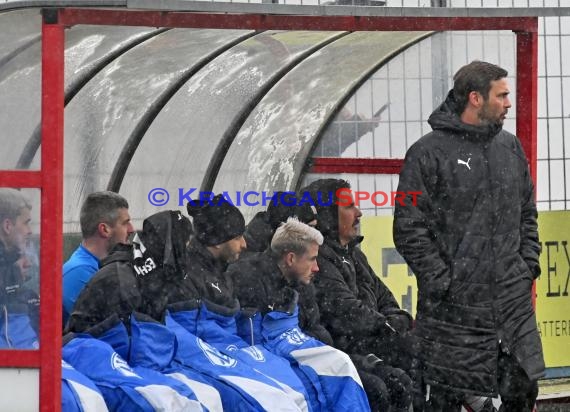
[0,171,42,187]
[57,8,537,32]
[39,14,64,411]
[25,7,537,410]
[516,30,539,183]
[312,157,404,174]
[0,12,64,412]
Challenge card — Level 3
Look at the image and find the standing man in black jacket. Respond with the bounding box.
[393,61,544,412]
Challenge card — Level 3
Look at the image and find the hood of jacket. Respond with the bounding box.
[99,243,133,267]
[428,89,502,143]
[133,210,193,320]
[301,178,351,243]
[243,211,273,253]
[136,210,192,275]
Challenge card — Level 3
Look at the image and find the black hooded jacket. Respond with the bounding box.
[393,91,544,395]
[302,180,412,354]
[67,211,194,332]
[227,250,334,345]
[242,212,274,255]
[185,239,234,306]
[66,243,139,333]
[315,237,412,353]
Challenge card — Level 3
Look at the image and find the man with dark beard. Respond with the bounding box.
[393,61,544,412]
[301,179,414,412]
[185,194,247,305]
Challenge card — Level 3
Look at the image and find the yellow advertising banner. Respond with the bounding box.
[360,215,418,317]
[360,211,570,369]
[535,211,570,368]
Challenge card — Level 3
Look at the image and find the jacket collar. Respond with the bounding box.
[428,90,502,143]
[323,235,363,254]
[100,243,133,267]
[319,236,363,268]
[190,238,226,273]
[260,249,302,289]
[0,241,20,267]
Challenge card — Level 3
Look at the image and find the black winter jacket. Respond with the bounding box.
[66,244,140,333]
[186,239,234,306]
[0,242,40,333]
[67,211,194,332]
[228,250,334,345]
[314,237,413,353]
[242,212,274,255]
[393,91,545,395]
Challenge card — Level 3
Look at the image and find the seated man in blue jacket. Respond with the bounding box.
[63,191,134,324]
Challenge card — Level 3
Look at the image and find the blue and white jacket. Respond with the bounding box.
[239,290,371,412]
[62,359,108,412]
[62,333,203,411]
[165,300,305,412]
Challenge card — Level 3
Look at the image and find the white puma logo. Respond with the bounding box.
[210,282,222,294]
[267,303,274,311]
[341,257,350,265]
[458,157,471,170]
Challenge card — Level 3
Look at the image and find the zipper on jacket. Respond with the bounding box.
[249,316,254,346]
[3,305,12,348]
[242,310,258,346]
[484,144,503,392]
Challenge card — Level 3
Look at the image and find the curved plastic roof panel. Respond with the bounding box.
[214,31,430,219]
[0,23,157,170]
[59,28,251,232]
[122,30,345,224]
[0,9,41,66]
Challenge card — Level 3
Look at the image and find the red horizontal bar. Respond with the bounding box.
[57,9,538,32]
[311,157,403,174]
[0,350,40,368]
[0,171,42,188]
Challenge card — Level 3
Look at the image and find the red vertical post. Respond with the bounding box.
[515,26,539,308]
[40,9,64,411]
[516,27,539,183]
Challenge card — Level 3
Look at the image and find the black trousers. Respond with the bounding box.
[421,351,538,412]
[359,369,391,412]
[353,354,413,412]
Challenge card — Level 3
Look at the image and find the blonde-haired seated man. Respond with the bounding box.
[228,217,411,412]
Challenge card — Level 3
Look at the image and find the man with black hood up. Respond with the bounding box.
[393,61,544,412]
[66,210,192,332]
[302,178,414,411]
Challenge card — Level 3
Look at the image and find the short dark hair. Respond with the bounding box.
[453,61,508,113]
[0,188,31,223]
[80,191,129,238]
